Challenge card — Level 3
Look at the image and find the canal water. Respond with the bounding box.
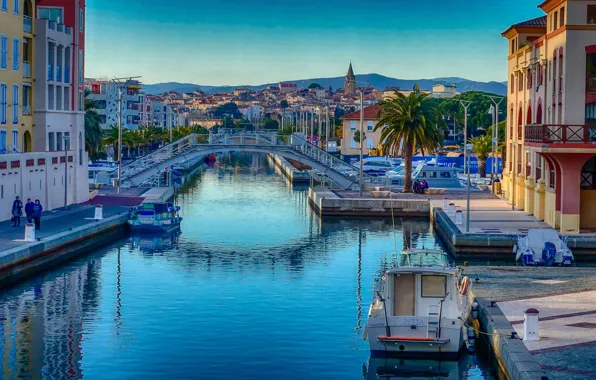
[0,153,499,379]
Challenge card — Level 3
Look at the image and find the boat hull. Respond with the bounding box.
[366,318,464,358]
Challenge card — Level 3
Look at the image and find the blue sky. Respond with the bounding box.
[86,0,544,85]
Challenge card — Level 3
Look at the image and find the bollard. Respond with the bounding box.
[448,203,455,216]
[471,302,479,319]
[455,210,463,225]
[94,205,103,220]
[24,223,35,242]
[442,198,449,209]
[524,308,540,341]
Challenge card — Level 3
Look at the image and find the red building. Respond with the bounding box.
[36,0,85,112]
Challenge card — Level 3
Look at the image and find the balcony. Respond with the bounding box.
[23,61,31,78]
[64,67,70,83]
[22,106,31,116]
[48,64,54,80]
[525,124,596,144]
[23,16,32,33]
[56,65,62,82]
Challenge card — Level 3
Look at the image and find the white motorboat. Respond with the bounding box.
[88,160,118,188]
[354,157,402,176]
[514,229,574,266]
[386,161,464,189]
[364,249,471,358]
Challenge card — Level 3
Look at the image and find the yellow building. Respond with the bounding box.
[0,0,34,153]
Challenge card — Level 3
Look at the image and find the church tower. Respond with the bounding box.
[344,62,357,94]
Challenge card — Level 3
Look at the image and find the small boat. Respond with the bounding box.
[354,157,402,177]
[128,202,183,233]
[364,249,471,358]
[205,154,217,164]
[386,161,464,189]
[88,160,118,188]
[514,229,574,266]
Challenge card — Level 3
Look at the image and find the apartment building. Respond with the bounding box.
[340,105,383,158]
[501,0,596,233]
[86,79,142,130]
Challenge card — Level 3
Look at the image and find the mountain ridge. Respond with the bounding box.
[143,73,507,96]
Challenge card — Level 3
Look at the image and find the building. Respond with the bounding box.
[501,0,596,234]
[86,79,142,130]
[431,83,458,98]
[279,83,297,93]
[0,0,35,153]
[340,105,383,158]
[344,63,357,95]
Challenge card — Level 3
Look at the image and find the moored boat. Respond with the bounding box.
[364,249,471,358]
[514,229,574,266]
[128,202,183,233]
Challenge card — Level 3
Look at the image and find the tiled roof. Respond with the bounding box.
[341,105,382,120]
[513,16,547,28]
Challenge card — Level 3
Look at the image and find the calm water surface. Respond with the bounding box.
[0,154,498,379]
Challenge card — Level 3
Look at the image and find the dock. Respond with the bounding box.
[269,154,310,184]
[0,187,174,286]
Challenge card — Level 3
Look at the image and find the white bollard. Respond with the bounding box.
[442,198,449,209]
[455,210,463,225]
[24,223,35,242]
[94,205,103,220]
[524,308,540,341]
[448,203,455,217]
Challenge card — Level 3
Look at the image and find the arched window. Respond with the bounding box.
[553,51,557,97]
[536,100,543,124]
[559,47,564,94]
[518,105,523,139]
[527,104,532,125]
[509,104,514,138]
[510,74,514,94]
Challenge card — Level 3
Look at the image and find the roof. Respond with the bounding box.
[501,16,546,37]
[341,105,382,120]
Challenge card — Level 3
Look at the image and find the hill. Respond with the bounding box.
[143,74,507,96]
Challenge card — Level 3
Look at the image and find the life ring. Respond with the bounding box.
[459,276,469,296]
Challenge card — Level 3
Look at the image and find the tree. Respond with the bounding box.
[280,100,289,109]
[214,102,242,119]
[263,118,279,130]
[84,89,104,160]
[375,91,444,193]
[353,130,366,143]
[308,83,322,89]
[470,134,492,177]
[438,92,507,138]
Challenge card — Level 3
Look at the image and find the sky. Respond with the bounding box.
[85,0,545,86]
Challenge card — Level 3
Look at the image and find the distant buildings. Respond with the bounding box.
[501,0,596,234]
[431,83,458,98]
[279,83,297,93]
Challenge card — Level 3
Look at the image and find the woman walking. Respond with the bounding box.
[11,196,23,227]
[32,199,43,230]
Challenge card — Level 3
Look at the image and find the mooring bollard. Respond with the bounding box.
[448,203,455,217]
[442,198,449,209]
[94,205,103,220]
[524,308,540,341]
[455,210,463,225]
[24,223,36,242]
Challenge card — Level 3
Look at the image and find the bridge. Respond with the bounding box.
[119,131,381,189]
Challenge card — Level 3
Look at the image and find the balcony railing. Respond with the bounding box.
[23,16,32,33]
[56,65,62,82]
[48,64,54,80]
[64,67,70,83]
[23,61,31,78]
[525,124,596,144]
[22,106,31,115]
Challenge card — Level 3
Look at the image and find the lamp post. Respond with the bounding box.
[456,100,472,233]
[489,105,495,183]
[484,95,505,179]
[63,134,70,210]
[359,91,364,196]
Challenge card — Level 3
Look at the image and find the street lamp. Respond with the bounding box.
[484,95,505,180]
[63,134,70,210]
[456,100,472,233]
[359,90,364,196]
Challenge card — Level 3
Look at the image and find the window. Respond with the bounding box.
[0,130,6,154]
[430,171,438,178]
[1,0,6,12]
[48,132,54,151]
[518,73,524,91]
[367,121,374,131]
[11,130,17,150]
[79,90,83,111]
[560,7,565,27]
[56,132,62,151]
[80,9,84,30]
[421,275,446,298]
[527,69,532,89]
[11,85,18,124]
[0,35,6,69]
[12,38,18,71]
[588,5,596,24]
[559,50,563,93]
[13,0,17,14]
[64,132,70,150]
[78,50,83,84]
[366,137,374,149]
[440,171,451,178]
[554,11,558,30]
[510,74,514,93]
[22,85,30,115]
[0,84,5,124]
[37,7,64,22]
[349,137,356,149]
[350,120,357,131]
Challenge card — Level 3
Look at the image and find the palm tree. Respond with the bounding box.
[84,89,104,160]
[470,134,492,177]
[375,91,444,193]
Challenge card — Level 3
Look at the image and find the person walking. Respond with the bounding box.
[25,198,34,223]
[11,196,23,227]
[32,199,43,231]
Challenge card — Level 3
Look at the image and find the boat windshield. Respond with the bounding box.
[390,166,405,175]
[399,250,449,268]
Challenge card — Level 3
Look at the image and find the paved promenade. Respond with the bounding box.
[466,266,596,380]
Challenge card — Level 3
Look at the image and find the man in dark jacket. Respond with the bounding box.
[32,200,43,230]
[11,196,23,227]
[25,198,34,223]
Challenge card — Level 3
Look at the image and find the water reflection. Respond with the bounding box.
[365,356,484,379]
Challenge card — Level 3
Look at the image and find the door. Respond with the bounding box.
[393,274,415,316]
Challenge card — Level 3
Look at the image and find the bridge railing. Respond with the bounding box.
[207,131,285,145]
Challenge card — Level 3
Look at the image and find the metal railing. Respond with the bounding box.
[23,61,31,78]
[525,124,596,144]
[23,16,32,33]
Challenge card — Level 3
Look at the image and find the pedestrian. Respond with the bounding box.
[413,180,421,194]
[421,179,429,194]
[32,199,43,231]
[11,196,23,227]
[25,198,34,223]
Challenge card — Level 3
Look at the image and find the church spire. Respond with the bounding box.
[347,62,355,78]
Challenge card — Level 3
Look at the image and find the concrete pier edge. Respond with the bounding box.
[0,213,128,286]
[269,153,310,184]
[469,288,547,380]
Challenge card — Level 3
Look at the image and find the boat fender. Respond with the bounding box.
[459,276,469,296]
[515,247,523,262]
[512,244,518,254]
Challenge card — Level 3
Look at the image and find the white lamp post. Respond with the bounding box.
[63,134,70,210]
